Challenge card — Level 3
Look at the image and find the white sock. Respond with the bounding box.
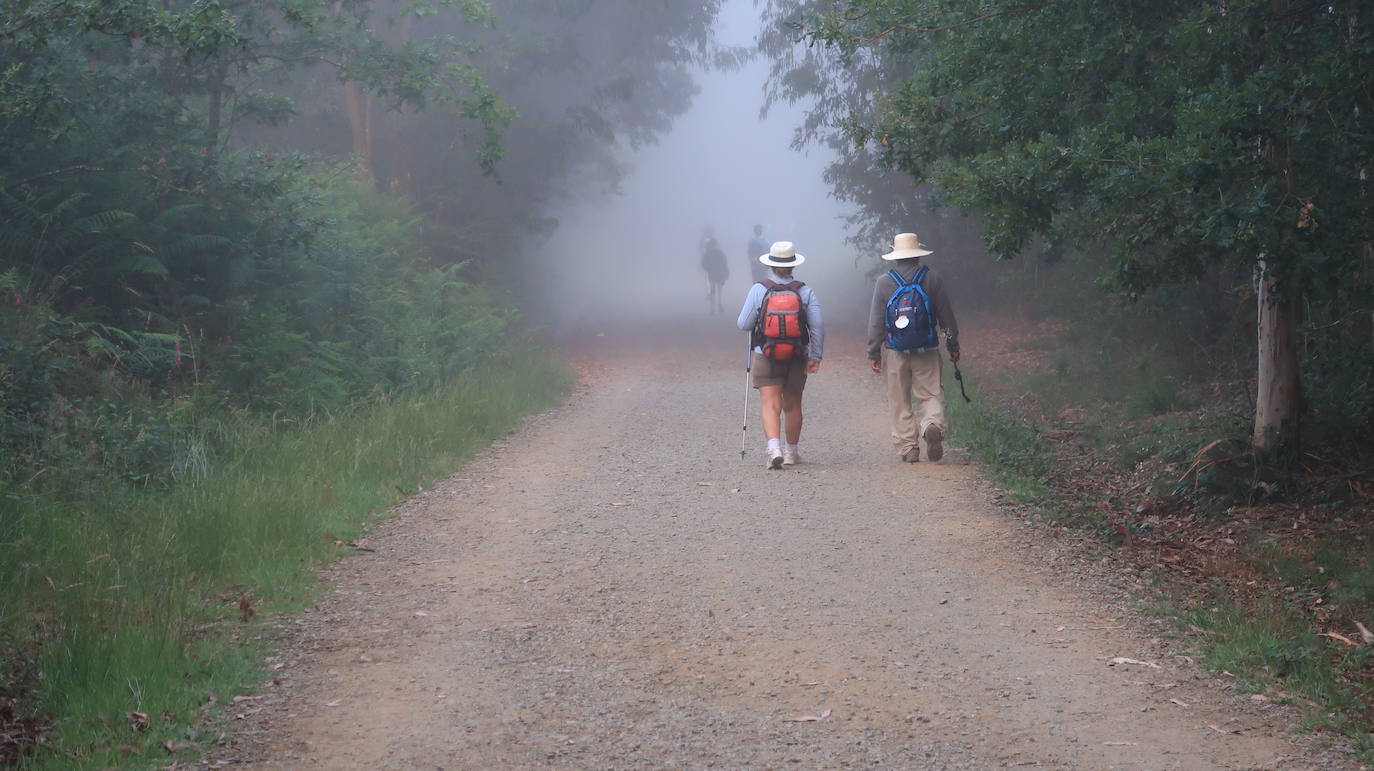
[767,438,781,451]
[786,443,798,454]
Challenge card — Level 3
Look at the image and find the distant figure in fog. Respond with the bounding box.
[699,225,717,258]
[746,224,769,284]
[738,241,824,469]
[700,237,729,314]
[867,232,960,463]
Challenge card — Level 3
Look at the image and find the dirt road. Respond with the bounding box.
[222,322,1333,769]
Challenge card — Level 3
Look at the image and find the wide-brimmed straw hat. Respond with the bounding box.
[881,232,933,260]
[759,241,806,267]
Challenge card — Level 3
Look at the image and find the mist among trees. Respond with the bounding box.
[3,1,1374,765]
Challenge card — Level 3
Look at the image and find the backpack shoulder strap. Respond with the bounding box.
[886,269,910,288]
[782,280,804,291]
[913,265,929,285]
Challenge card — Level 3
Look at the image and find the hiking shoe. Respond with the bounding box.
[924,425,944,462]
[767,447,785,470]
[901,447,920,463]
[783,449,800,466]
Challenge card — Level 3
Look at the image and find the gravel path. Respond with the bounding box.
[217,321,1336,770]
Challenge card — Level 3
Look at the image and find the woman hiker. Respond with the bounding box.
[736,241,824,469]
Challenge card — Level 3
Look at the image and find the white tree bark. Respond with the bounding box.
[1254,256,1301,451]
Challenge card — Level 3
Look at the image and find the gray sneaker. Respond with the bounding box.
[924,425,944,462]
[901,447,920,463]
[783,449,800,466]
[767,447,785,470]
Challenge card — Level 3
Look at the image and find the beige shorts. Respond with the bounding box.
[751,352,808,393]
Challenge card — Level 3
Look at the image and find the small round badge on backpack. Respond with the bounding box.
[894,315,910,329]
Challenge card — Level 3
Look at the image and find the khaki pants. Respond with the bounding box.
[882,346,947,456]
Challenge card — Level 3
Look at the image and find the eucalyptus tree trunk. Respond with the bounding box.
[343,79,373,181]
[1254,257,1301,453]
[335,1,373,182]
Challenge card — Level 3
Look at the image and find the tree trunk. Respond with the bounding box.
[335,1,373,182]
[343,80,373,182]
[206,59,228,151]
[1253,257,1301,453]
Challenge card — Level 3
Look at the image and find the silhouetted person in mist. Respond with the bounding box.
[867,232,960,463]
[738,241,824,469]
[700,237,729,314]
[746,224,769,284]
[699,225,717,258]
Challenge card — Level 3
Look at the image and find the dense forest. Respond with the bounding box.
[1,0,730,488]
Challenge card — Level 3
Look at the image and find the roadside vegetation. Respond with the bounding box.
[942,256,1374,753]
[0,1,729,766]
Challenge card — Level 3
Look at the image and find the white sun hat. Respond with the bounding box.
[759,241,806,267]
[881,232,933,260]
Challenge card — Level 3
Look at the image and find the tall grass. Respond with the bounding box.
[1,351,571,768]
[943,367,1056,506]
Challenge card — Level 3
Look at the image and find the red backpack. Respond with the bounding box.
[754,280,808,361]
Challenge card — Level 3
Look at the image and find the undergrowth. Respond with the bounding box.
[949,300,1374,756]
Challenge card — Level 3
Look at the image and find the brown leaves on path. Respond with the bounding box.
[781,708,832,723]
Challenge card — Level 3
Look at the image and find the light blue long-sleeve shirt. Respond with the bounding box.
[736,272,824,361]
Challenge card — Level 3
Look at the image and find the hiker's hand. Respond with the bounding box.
[949,350,961,364]
[807,360,821,374]
[869,359,881,374]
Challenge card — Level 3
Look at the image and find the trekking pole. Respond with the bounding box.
[953,361,972,403]
[740,342,752,460]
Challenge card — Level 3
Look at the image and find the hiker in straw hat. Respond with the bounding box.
[866,232,960,462]
[737,241,825,469]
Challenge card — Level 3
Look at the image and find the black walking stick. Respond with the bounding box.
[953,361,972,403]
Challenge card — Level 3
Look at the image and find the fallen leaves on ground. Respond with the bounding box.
[1317,631,1359,647]
[1106,657,1161,669]
[782,709,831,722]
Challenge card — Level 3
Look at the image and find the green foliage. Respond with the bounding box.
[765,0,1374,451]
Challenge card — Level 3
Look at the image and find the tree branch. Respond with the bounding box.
[3,164,107,188]
[861,3,1057,43]
[4,164,201,194]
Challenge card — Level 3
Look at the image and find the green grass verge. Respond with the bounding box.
[1,351,572,768]
[943,367,1058,510]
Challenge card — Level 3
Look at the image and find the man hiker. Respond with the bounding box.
[738,241,824,469]
[746,224,769,284]
[866,232,960,462]
[700,236,729,314]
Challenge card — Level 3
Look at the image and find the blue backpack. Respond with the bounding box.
[884,267,938,353]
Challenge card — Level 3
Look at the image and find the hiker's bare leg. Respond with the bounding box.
[782,390,803,445]
[759,385,783,441]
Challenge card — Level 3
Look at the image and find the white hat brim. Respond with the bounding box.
[881,247,932,260]
[759,253,805,267]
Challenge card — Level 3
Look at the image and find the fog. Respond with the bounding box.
[538,0,873,331]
